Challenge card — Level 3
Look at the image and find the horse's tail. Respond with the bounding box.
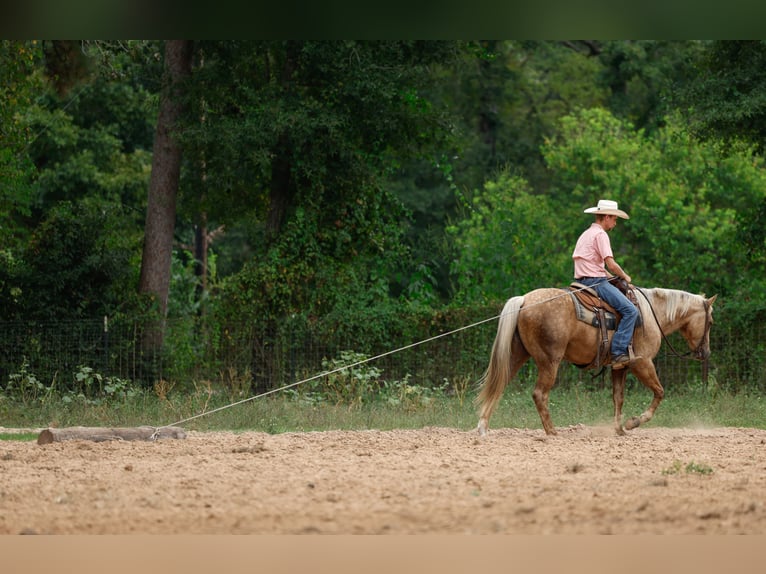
[476,295,524,435]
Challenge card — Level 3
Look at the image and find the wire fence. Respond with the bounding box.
[0,315,493,393]
[0,309,763,396]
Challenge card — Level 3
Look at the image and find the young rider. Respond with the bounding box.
[572,199,639,369]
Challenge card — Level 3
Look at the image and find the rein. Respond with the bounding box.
[635,287,710,361]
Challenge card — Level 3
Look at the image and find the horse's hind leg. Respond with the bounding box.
[623,359,665,431]
[532,363,559,435]
[611,368,628,436]
[476,336,529,436]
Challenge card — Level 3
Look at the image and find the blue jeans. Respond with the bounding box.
[577,277,639,357]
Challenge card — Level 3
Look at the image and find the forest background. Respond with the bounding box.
[1,40,765,408]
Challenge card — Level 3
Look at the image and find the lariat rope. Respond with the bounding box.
[149,286,589,440]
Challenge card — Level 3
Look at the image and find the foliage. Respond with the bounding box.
[219,348,447,411]
[176,41,457,225]
[0,40,44,251]
[0,200,144,322]
[0,41,157,324]
[27,70,155,219]
[379,374,448,411]
[4,358,47,405]
[597,40,706,133]
[63,366,137,406]
[542,108,766,300]
[662,460,714,476]
[212,197,409,342]
[167,248,216,319]
[496,41,611,191]
[390,41,616,302]
[677,40,766,150]
[1,360,136,407]
[174,41,462,341]
[448,171,571,302]
[671,40,766,309]
[298,351,383,407]
[4,39,766,399]
[449,105,766,327]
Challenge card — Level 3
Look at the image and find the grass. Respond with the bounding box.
[0,433,39,442]
[2,376,765,440]
[662,460,715,475]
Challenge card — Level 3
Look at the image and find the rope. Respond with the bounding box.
[149,286,585,439]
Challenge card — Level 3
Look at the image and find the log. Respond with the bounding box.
[37,426,186,445]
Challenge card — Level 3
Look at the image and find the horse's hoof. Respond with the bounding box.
[624,417,641,430]
[615,426,626,436]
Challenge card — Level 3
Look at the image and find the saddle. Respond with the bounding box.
[565,278,641,370]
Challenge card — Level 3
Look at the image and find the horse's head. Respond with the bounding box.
[680,294,717,360]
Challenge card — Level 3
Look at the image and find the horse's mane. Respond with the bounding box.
[641,287,704,323]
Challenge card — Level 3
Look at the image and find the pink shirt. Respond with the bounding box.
[572,223,612,278]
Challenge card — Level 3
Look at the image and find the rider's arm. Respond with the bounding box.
[605,256,632,284]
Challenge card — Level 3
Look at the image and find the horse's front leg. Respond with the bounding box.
[622,358,665,430]
[611,368,628,436]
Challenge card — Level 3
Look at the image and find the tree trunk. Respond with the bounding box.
[138,40,193,350]
[194,212,208,295]
[267,136,292,236]
[265,44,299,238]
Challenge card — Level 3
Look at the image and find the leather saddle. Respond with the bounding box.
[565,279,641,370]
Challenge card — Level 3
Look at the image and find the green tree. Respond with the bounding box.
[597,40,705,133]
[671,40,766,313]
[542,108,766,298]
[0,40,43,252]
[28,87,154,218]
[448,171,571,303]
[451,106,766,306]
[388,40,612,301]
[677,40,766,149]
[15,42,161,323]
[178,42,460,322]
[4,199,142,322]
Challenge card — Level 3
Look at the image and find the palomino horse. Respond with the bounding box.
[476,287,716,436]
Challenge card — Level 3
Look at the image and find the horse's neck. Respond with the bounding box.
[645,288,695,333]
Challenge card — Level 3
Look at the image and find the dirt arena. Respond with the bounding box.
[1,424,765,534]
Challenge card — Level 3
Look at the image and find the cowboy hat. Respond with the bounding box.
[583,199,629,219]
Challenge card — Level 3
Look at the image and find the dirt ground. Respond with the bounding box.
[1,424,765,534]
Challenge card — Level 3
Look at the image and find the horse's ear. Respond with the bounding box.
[707,295,718,306]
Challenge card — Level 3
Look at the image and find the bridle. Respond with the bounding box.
[636,287,712,361]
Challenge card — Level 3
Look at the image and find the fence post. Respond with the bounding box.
[103,315,109,376]
[702,357,709,387]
